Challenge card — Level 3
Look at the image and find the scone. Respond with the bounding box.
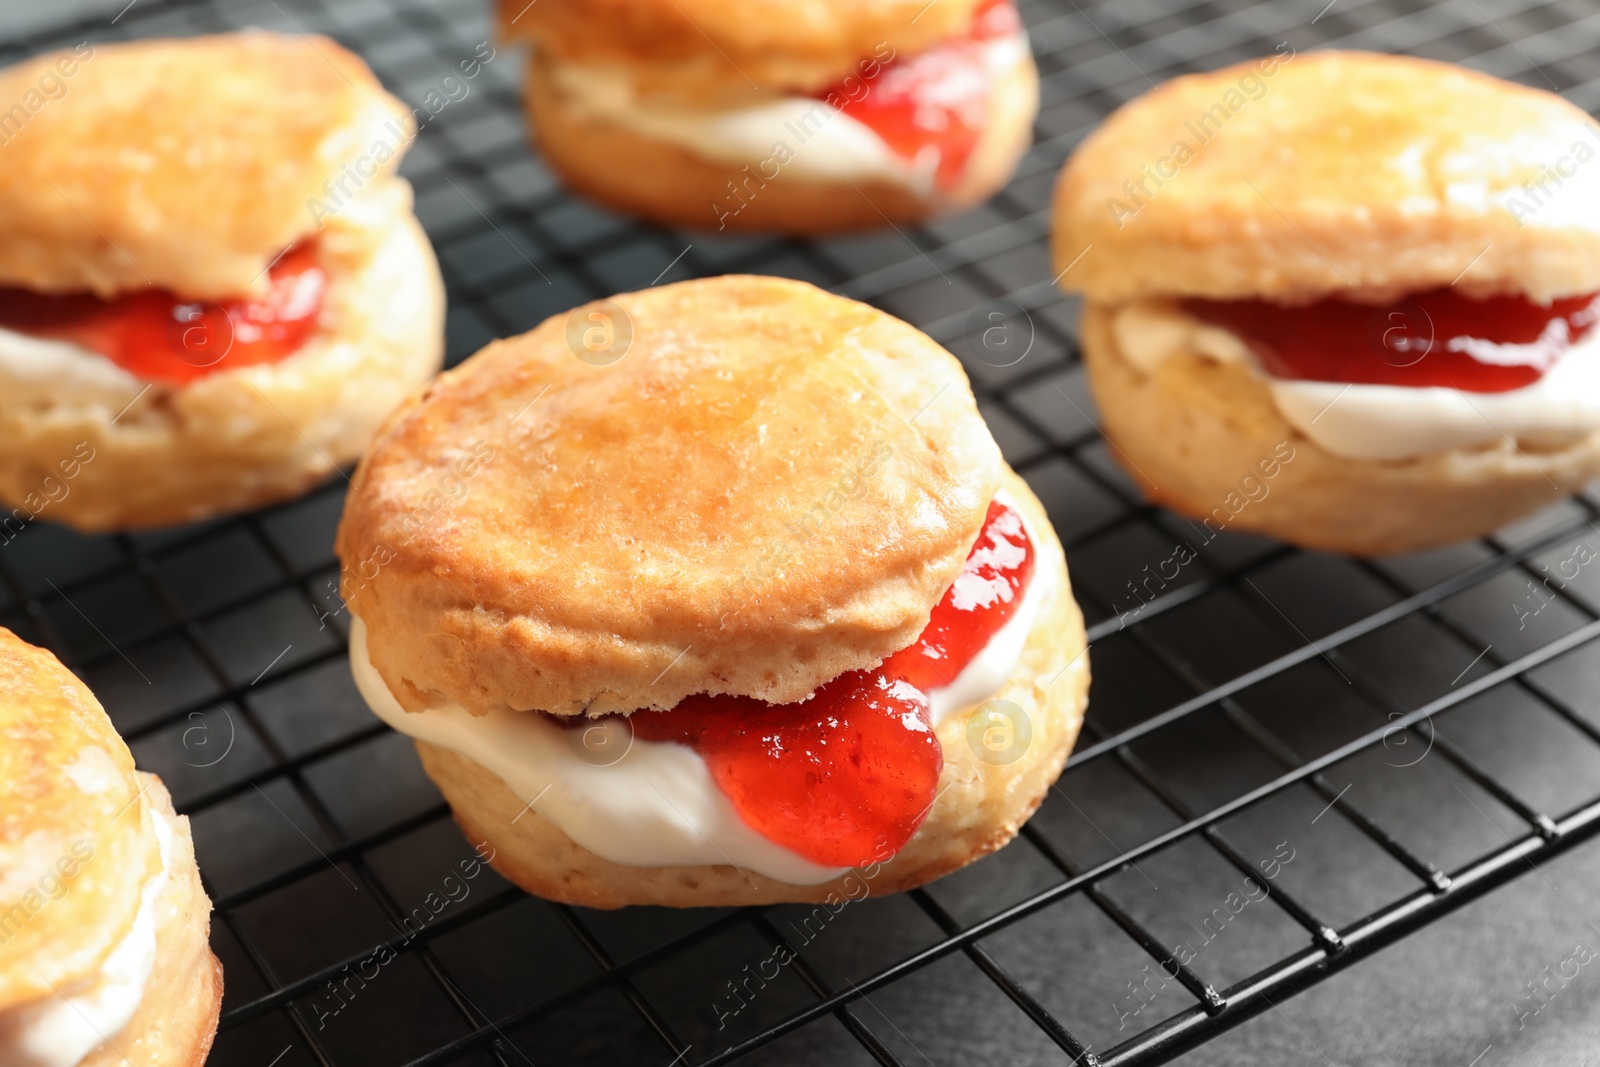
[0,629,220,1066]
[0,33,444,532]
[1052,50,1600,555]
[337,275,1090,908]
[499,0,1039,232]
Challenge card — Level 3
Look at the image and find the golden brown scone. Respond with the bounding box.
[0,32,444,532]
[500,0,983,94]
[502,0,1037,232]
[0,630,219,1066]
[338,275,1003,717]
[1053,50,1600,305]
[1054,51,1600,553]
[0,629,148,1008]
[1080,304,1600,556]
[415,468,1089,908]
[524,50,1039,233]
[0,187,444,532]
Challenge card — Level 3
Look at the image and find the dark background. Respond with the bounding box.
[5,0,1600,1063]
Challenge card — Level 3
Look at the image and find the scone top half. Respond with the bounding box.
[501,0,989,97]
[0,32,407,302]
[1054,50,1600,305]
[0,631,161,1052]
[338,275,1003,717]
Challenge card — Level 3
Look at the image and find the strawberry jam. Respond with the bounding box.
[883,498,1036,690]
[621,498,1035,868]
[0,243,326,385]
[818,0,1023,191]
[1186,288,1600,393]
[631,672,941,868]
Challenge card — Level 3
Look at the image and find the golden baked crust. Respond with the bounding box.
[0,636,219,1066]
[0,184,445,531]
[0,628,150,1011]
[80,778,222,1067]
[1053,51,1600,304]
[0,32,409,299]
[500,0,983,94]
[1080,302,1600,555]
[523,49,1038,233]
[415,468,1089,907]
[337,275,1003,717]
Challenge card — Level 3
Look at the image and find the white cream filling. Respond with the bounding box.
[546,32,1030,192]
[0,328,145,411]
[1,807,172,1067]
[349,495,1050,885]
[1113,301,1600,462]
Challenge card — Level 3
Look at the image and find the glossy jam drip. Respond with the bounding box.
[883,499,1036,691]
[0,243,326,385]
[631,672,941,868]
[818,0,1021,191]
[1186,288,1600,393]
[614,498,1035,868]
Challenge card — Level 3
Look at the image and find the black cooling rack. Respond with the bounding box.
[9,0,1600,1063]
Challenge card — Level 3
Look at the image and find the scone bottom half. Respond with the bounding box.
[338,275,1090,906]
[1053,50,1600,555]
[0,33,445,532]
[506,0,1039,233]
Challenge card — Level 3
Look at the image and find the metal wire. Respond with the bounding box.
[8,0,1600,1063]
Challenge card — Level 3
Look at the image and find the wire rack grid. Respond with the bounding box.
[8,0,1600,1064]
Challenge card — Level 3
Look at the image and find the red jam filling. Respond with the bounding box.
[882,499,1036,691]
[0,243,326,385]
[631,672,942,869]
[615,498,1035,869]
[1185,289,1600,394]
[817,0,1022,191]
